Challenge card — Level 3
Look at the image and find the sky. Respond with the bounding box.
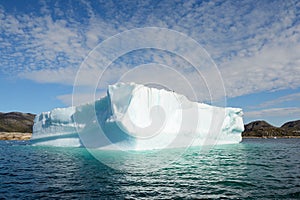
[0,0,299,126]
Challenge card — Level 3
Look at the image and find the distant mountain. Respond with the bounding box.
[0,112,35,133]
[243,120,300,138]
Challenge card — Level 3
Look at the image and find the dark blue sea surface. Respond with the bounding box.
[0,138,299,199]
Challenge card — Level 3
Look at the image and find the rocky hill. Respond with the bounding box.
[242,120,300,138]
[281,120,300,129]
[0,112,35,133]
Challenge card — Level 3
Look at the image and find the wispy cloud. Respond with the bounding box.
[19,68,77,85]
[221,41,300,98]
[1,0,300,105]
[0,1,124,75]
[245,107,300,118]
[251,93,300,109]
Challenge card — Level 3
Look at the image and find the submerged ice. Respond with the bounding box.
[31,82,244,150]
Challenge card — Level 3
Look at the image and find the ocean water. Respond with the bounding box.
[0,138,299,199]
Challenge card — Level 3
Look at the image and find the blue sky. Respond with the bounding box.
[0,0,299,126]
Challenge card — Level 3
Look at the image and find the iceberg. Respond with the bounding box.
[31,82,244,150]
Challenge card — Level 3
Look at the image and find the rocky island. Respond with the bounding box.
[0,112,35,140]
[0,111,299,140]
[242,120,300,138]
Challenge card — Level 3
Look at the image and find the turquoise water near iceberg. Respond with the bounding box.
[0,138,299,199]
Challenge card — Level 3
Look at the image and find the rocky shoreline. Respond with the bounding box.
[243,136,300,139]
[0,132,32,140]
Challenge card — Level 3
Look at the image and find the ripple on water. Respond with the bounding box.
[0,139,300,199]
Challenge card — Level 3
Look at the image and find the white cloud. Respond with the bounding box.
[1,0,300,106]
[245,107,300,118]
[0,3,125,75]
[19,68,77,85]
[221,41,300,97]
[252,93,300,109]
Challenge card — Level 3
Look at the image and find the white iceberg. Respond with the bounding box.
[31,82,244,150]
